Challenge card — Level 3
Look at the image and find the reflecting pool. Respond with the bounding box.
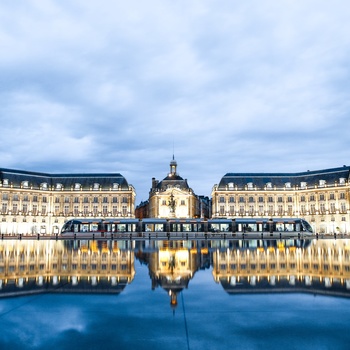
[0,238,350,349]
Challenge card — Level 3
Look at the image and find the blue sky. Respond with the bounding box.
[1,1,350,202]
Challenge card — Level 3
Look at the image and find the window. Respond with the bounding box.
[93,205,98,215]
[13,194,19,201]
[258,197,264,203]
[122,205,127,216]
[22,204,28,214]
[54,206,60,215]
[330,193,335,200]
[239,196,245,203]
[93,197,99,203]
[278,205,283,215]
[122,197,128,203]
[277,197,283,203]
[112,206,118,216]
[103,197,108,203]
[83,205,89,215]
[219,196,225,203]
[2,193,8,201]
[41,206,46,215]
[103,205,108,215]
[64,205,69,216]
[340,192,346,200]
[300,205,306,214]
[32,205,38,215]
[33,196,38,202]
[309,195,315,201]
[300,195,305,202]
[55,197,60,203]
[229,206,235,215]
[319,194,325,201]
[248,196,254,203]
[23,195,29,202]
[74,197,79,203]
[330,203,336,213]
[12,204,18,214]
[219,206,225,215]
[310,204,316,214]
[42,196,47,203]
[287,196,293,203]
[162,200,166,205]
[74,205,79,216]
[268,196,273,203]
[83,197,89,203]
[112,197,118,203]
[229,196,235,203]
[64,197,70,203]
[341,202,347,213]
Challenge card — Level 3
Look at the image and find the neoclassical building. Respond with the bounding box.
[147,157,203,219]
[0,168,136,235]
[211,166,350,234]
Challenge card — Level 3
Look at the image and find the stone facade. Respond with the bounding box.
[211,166,350,234]
[0,168,136,235]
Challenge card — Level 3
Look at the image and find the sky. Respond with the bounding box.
[1,1,350,202]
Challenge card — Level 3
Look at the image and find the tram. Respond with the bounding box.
[60,217,314,238]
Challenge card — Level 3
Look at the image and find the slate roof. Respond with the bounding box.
[0,168,130,190]
[217,166,350,189]
[156,174,190,191]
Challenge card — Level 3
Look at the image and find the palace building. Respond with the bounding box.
[147,157,205,219]
[211,166,350,234]
[0,168,136,235]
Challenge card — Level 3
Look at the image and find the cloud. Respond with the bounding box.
[0,1,350,201]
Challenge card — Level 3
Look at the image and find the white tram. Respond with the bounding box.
[61,217,313,238]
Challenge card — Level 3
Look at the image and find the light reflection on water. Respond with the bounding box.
[0,238,350,349]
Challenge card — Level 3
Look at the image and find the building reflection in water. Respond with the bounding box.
[137,240,211,307]
[212,239,350,297]
[0,239,135,296]
[0,238,350,300]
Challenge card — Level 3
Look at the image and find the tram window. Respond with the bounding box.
[91,224,98,232]
[155,224,163,231]
[128,224,136,232]
[295,223,300,231]
[246,224,257,232]
[145,224,153,232]
[171,224,179,232]
[183,224,191,232]
[81,224,89,232]
[220,223,230,232]
[117,224,126,232]
[276,224,284,231]
[285,224,294,231]
[210,224,220,232]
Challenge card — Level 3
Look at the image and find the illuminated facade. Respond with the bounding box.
[148,157,201,218]
[0,168,136,235]
[0,240,135,296]
[212,166,350,234]
[212,239,350,296]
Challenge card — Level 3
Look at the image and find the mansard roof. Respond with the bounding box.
[217,166,350,189]
[0,168,131,190]
[156,174,190,191]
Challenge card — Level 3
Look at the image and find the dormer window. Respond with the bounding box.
[56,183,63,190]
[247,182,253,189]
[112,183,119,190]
[319,179,326,187]
[339,178,345,185]
[3,179,9,187]
[93,183,100,190]
[228,182,234,189]
[22,181,29,188]
[74,183,81,191]
[41,182,48,190]
[300,182,307,189]
[266,182,272,189]
[285,182,291,188]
